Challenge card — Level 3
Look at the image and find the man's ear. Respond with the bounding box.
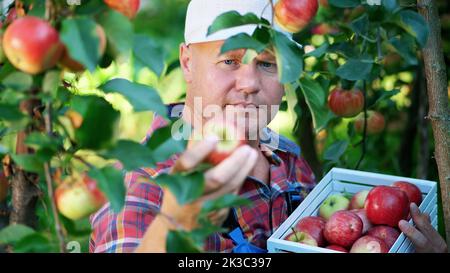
[179,43,193,83]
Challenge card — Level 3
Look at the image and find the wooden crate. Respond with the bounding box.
[267,168,438,253]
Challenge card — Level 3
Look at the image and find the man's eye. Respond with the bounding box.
[223,59,237,65]
[258,61,277,73]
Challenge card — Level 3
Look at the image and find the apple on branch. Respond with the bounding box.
[354,111,386,135]
[3,16,64,75]
[274,0,319,33]
[104,0,140,19]
[318,193,350,220]
[55,172,106,221]
[327,88,364,118]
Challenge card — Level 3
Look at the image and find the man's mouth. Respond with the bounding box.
[225,103,259,108]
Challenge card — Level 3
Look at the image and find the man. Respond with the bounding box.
[90,0,447,253]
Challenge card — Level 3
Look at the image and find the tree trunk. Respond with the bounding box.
[417,0,450,250]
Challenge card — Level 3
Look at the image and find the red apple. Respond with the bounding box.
[275,0,319,33]
[367,225,400,249]
[285,230,318,246]
[3,16,64,74]
[325,245,348,252]
[55,172,107,220]
[392,181,422,206]
[349,190,369,210]
[203,119,246,165]
[354,111,386,135]
[104,0,140,19]
[350,235,389,253]
[60,24,107,72]
[295,216,326,246]
[324,211,363,248]
[318,193,350,220]
[364,186,410,227]
[328,88,364,118]
[351,209,373,234]
[311,23,339,35]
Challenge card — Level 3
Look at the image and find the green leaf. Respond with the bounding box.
[13,233,57,253]
[43,71,61,98]
[25,132,60,151]
[328,0,361,8]
[371,89,400,107]
[11,154,44,173]
[99,79,167,117]
[101,140,155,171]
[336,59,373,81]
[2,72,33,92]
[298,76,332,132]
[190,219,227,245]
[98,10,134,56]
[88,166,126,213]
[397,10,429,48]
[305,43,329,58]
[220,33,267,54]
[201,194,251,215]
[272,30,303,84]
[0,224,36,244]
[0,104,26,121]
[71,95,120,150]
[155,172,204,205]
[389,35,418,65]
[207,11,265,36]
[351,14,373,41]
[324,140,349,162]
[146,123,187,162]
[382,0,399,13]
[166,230,202,253]
[133,34,165,77]
[60,17,102,71]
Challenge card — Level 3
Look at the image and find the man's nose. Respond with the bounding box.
[235,64,260,95]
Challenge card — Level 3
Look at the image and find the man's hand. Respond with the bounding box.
[161,136,258,230]
[398,203,448,253]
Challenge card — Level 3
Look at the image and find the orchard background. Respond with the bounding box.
[0,0,448,253]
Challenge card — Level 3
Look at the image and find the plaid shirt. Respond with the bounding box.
[89,103,317,253]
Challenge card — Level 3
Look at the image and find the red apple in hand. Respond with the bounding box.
[324,211,363,248]
[104,0,140,19]
[392,181,422,206]
[295,216,326,246]
[325,245,348,253]
[365,186,410,227]
[351,209,373,234]
[354,111,386,135]
[328,88,364,118]
[350,235,389,253]
[318,193,350,220]
[367,225,400,249]
[55,172,107,220]
[349,190,369,210]
[275,0,319,33]
[285,229,318,246]
[203,119,246,165]
[3,16,64,74]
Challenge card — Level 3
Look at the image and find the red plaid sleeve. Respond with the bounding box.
[89,171,163,253]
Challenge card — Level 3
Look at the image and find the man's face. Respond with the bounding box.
[180,40,285,140]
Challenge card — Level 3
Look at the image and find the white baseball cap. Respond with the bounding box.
[184,0,294,45]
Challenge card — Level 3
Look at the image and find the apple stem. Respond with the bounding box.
[291,227,299,241]
[43,102,66,253]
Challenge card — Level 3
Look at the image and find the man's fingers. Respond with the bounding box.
[203,145,254,193]
[170,136,218,173]
[398,220,429,251]
[409,203,447,252]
